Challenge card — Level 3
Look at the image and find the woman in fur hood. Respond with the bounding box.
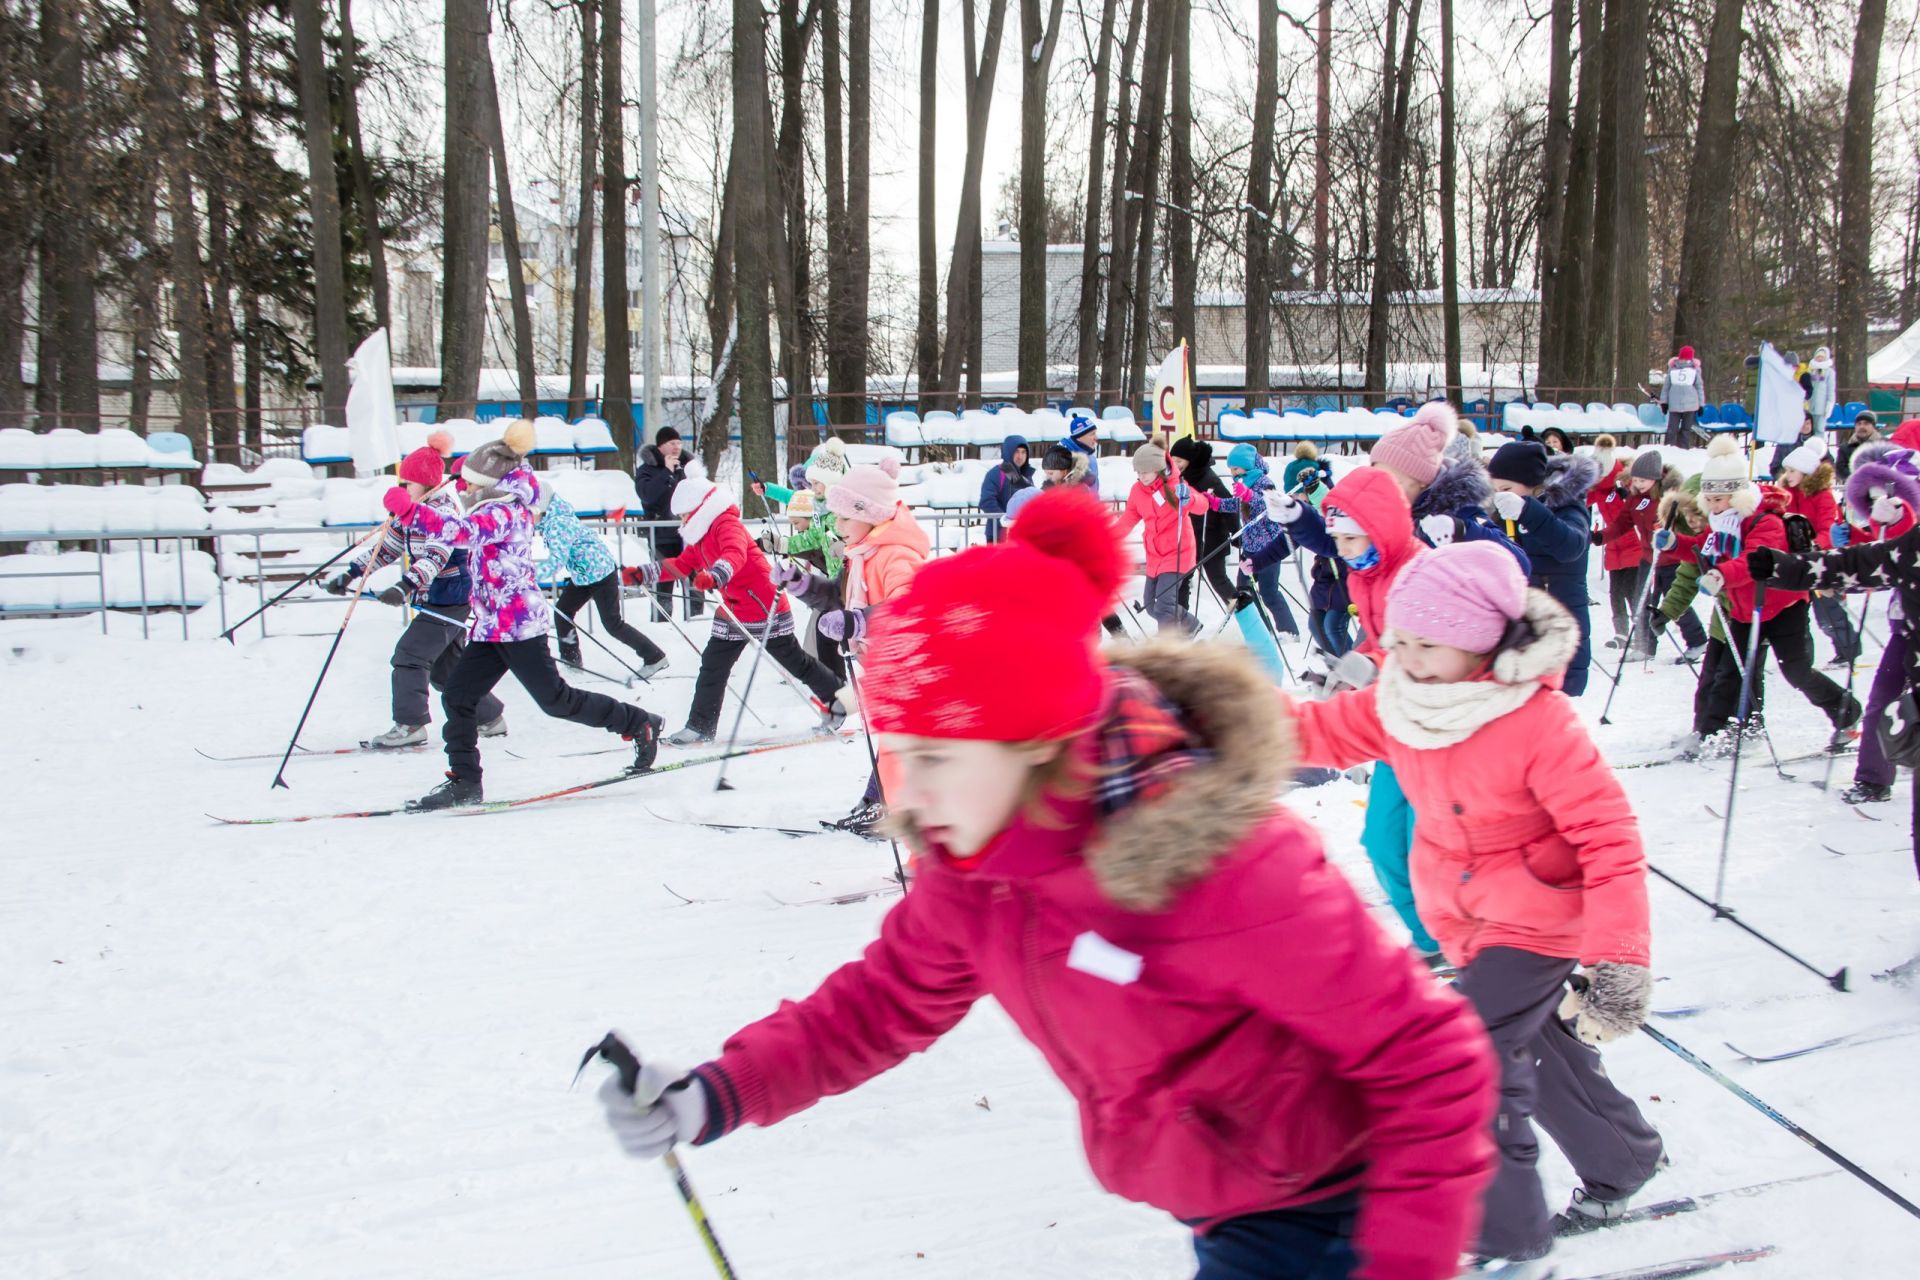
[1369,402,1530,569]
[1286,542,1663,1275]
[1486,440,1603,695]
[593,489,1500,1280]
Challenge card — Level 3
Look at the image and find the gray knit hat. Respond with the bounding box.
[1131,442,1168,477]
[1629,449,1664,481]
[462,439,523,486]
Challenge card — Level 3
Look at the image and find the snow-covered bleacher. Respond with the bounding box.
[301,417,619,466]
[0,548,220,611]
[0,426,201,471]
[0,482,210,537]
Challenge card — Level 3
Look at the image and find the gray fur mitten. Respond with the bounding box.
[1558,962,1653,1045]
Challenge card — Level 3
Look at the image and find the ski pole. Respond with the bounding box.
[269,515,394,789]
[712,605,775,793]
[641,579,768,729]
[1639,1023,1920,1222]
[843,656,908,888]
[550,591,656,685]
[710,587,840,724]
[576,1033,740,1278]
[219,525,385,643]
[1646,864,1848,990]
[1599,560,1665,725]
[1819,589,1876,794]
[1712,583,1770,905]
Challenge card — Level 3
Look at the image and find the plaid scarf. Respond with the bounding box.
[1090,668,1214,819]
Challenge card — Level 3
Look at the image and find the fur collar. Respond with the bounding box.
[1658,489,1702,532]
[1088,642,1296,911]
[1489,589,1581,685]
[1411,455,1495,520]
[1802,460,1836,495]
[1537,452,1603,510]
[678,484,737,546]
[1375,590,1577,748]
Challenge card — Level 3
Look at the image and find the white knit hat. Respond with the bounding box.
[1780,443,1826,477]
[1697,436,1750,496]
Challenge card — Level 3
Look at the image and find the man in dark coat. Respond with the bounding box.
[633,426,701,618]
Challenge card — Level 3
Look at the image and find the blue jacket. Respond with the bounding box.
[537,492,619,586]
[1228,457,1290,563]
[1411,454,1531,572]
[1506,452,1599,694]
[980,435,1035,514]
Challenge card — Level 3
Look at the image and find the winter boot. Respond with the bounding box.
[820,694,852,733]
[666,727,714,748]
[1673,642,1707,665]
[1827,696,1864,752]
[407,772,483,812]
[625,712,666,775]
[637,657,670,681]
[558,638,583,668]
[1840,781,1894,804]
[1671,731,1706,761]
[477,715,508,739]
[366,722,427,749]
[1604,636,1627,649]
[1552,1154,1671,1237]
[827,800,888,836]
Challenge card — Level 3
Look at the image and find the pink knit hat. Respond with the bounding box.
[1370,402,1458,488]
[826,462,900,523]
[1385,541,1526,654]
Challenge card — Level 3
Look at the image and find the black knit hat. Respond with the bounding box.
[653,426,681,445]
[1488,440,1551,488]
[1168,436,1213,466]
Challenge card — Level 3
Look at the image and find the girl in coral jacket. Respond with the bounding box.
[594,488,1498,1280]
[1284,542,1665,1278]
[1114,441,1205,634]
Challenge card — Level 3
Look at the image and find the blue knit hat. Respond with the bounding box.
[1226,443,1262,474]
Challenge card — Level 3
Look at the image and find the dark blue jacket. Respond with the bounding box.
[981,435,1035,542]
[1507,452,1600,694]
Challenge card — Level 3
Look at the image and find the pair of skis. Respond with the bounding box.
[1546,1172,1829,1278]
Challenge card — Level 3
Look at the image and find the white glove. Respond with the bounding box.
[598,1060,707,1160]
[1708,510,1745,541]
[1871,493,1905,526]
[1266,491,1305,524]
[1326,649,1377,693]
[1699,569,1724,598]
[1419,513,1456,546]
[1492,490,1526,521]
[1237,556,1254,578]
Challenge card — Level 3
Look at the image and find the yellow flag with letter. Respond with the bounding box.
[1152,341,1196,442]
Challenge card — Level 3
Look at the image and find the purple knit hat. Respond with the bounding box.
[1370,402,1458,488]
[1385,541,1527,654]
[1844,444,1920,522]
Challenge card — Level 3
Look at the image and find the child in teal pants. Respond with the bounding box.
[1363,762,1440,955]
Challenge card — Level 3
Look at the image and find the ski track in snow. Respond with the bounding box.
[4,586,1919,1278]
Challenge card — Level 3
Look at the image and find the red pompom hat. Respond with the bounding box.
[860,486,1125,742]
[397,446,445,488]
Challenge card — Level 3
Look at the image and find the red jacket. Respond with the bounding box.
[1781,483,1840,550]
[1115,475,1204,575]
[692,649,1497,1280]
[656,504,789,623]
[1595,481,1655,571]
[1318,468,1422,662]
[1287,593,1651,971]
[1702,493,1804,624]
[1586,460,1623,509]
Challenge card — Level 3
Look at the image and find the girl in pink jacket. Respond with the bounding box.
[1115,441,1205,634]
[1285,541,1664,1277]
[595,487,1498,1280]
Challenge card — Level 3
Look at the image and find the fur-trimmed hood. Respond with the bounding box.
[1845,443,1920,521]
[1084,642,1295,911]
[1659,488,1703,533]
[1536,451,1603,511]
[1799,459,1836,496]
[1411,454,1495,521]
[1490,589,1581,686]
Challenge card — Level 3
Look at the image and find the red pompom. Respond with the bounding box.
[1009,486,1126,606]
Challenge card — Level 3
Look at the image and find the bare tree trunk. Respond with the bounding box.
[1583,0,1623,391]
[0,32,26,425]
[1609,0,1649,393]
[291,0,351,421]
[1834,0,1888,390]
[1671,0,1743,356]
[143,0,208,442]
[1244,0,1277,409]
[1440,0,1461,400]
[1073,0,1120,407]
[1313,0,1331,291]
[823,0,848,424]
[601,0,637,466]
[337,0,390,332]
[933,0,1010,405]
[1017,0,1068,409]
[1167,0,1194,360]
[41,0,98,428]
[34,248,58,427]
[1362,0,1422,402]
[1123,0,1177,407]
[484,54,539,418]
[773,0,817,458]
[1546,0,1602,390]
[968,224,984,405]
[567,0,597,420]
[198,9,240,453]
[914,0,939,408]
[235,20,263,450]
[129,161,157,434]
[1536,0,1573,381]
[703,156,738,469]
[1097,0,1146,407]
[733,0,778,497]
[845,0,870,430]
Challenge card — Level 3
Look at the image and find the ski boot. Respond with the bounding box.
[1552,1154,1670,1237]
[478,715,508,739]
[1839,781,1893,804]
[820,695,852,733]
[407,771,483,812]
[1604,636,1627,649]
[558,638,583,668]
[665,726,714,748]
[827,800,888,837]
[1673,642,1707,665]
[366,722,427,749]
[624,712,666,774]
[637,657,670,681]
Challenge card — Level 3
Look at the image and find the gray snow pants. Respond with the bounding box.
[392,606,502,728]
[1455,947,1665,1259]
[1143,572,1201,635]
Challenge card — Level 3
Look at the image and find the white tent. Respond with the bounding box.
[1868,318,1920,384]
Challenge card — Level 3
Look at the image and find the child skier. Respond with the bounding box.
[383,431,662,808]
[1170,436,1239,613]
[1370,404,1527,565]
[627,464,850,747]
[595,487,1500,1280]
[323,445,506,749]
[533,485,669,678]
[1263,468,1441,959]
[1486,440,1599,695]
[1593,451,1666,660]
[1224,442,1301,638]
[1647,481,1711,662]
[1772,442,1858,666]
[1059,415,1104,490]
[1283,440,1334,508]
[1114,442,1204,634]
[1285,541,1664,1275]
[774,461,931,834]
[1676,436,1861,756]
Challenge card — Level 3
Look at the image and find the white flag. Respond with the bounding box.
[346,328,402,476]
[1753,342,1802,447]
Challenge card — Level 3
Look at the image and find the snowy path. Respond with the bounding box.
[4,590,1919,1277]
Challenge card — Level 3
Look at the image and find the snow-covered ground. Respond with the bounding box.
[4,572,1919,1278]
